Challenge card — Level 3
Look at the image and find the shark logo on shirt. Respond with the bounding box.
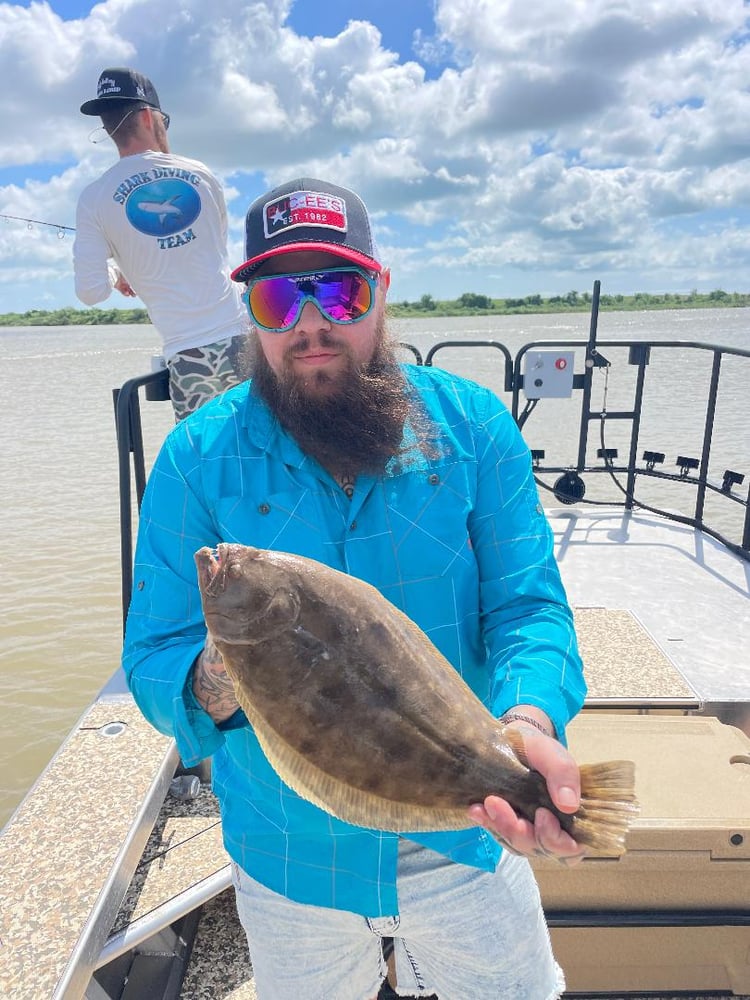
[138,196,185,225]
[125,178,201,238]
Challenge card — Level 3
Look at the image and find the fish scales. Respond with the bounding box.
[195,543,639,855]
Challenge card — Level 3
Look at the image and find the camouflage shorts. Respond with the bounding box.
[168,334,250,420]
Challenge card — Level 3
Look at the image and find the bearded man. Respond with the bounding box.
[123,178,587,1000]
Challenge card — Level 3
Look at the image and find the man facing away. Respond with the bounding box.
[123,177,587,999]
[74,67,248,418]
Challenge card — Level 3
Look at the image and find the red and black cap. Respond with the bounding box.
[231,178,381,283]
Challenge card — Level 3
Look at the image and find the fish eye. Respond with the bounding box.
[228,562,242,579]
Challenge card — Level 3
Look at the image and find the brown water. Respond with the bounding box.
[1,309,748,829]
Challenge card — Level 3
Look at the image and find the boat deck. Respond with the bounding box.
[550,506,750,732]
[0,700,177,998]
[1,506,748,998]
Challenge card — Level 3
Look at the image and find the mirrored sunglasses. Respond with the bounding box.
[243,267,377,333]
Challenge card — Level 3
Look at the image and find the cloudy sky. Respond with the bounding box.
[1,0,750,314]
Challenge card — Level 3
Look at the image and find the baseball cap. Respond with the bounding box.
[80,67,163,116]
[231,178,381,283]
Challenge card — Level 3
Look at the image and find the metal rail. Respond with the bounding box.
[113,368,170,630]
[53,738,180,999]
[96,866,232,969]
[506,335,750,560]
[115,314,750,620]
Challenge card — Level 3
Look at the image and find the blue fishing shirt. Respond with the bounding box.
[122,363,585,917]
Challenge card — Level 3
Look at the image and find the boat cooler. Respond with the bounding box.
[531,714,750,995]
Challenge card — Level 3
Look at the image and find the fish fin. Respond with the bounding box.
[570,760,640,857]
[234,684,470,832]
[259,717,470,831]
[502,727,530,767]
[493,733,638,858]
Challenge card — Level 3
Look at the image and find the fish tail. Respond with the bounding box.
[568,760,639,856]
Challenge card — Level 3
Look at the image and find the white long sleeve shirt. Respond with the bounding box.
[74,150,247,358]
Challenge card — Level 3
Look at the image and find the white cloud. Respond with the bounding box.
[2,0,750,311]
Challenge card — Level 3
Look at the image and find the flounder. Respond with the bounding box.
[195,543,638,856]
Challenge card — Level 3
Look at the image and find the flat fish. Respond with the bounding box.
[195,543,638,856]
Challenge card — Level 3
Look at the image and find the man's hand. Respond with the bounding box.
[113,272,136,297]
[191,636,240,723]
[467,716,585,866]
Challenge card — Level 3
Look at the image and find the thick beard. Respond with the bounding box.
[250,318,415,476]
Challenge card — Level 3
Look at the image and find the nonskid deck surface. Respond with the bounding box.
[0,699,176,1000]
[549,506,750,726]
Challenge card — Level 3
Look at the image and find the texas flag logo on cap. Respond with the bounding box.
[263,189,348,240]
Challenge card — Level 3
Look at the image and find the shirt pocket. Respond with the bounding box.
[386,461,477,583]
[210,488,343,561]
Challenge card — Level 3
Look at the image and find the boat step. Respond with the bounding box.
[98,783,230,969]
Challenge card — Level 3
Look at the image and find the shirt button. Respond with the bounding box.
[350,521,357,531]
[258,503,270,515]
[428,473,440,485]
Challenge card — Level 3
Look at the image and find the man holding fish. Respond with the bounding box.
[123,177,615,999]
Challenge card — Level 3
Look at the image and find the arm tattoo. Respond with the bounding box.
[191,636,240,723]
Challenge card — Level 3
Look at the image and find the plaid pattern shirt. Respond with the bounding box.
[122,364,585,917]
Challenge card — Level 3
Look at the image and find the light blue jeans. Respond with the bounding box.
[232,838,565,999]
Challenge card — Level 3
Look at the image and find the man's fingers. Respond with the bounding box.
[516,733,582,813]
[468,798,584,862]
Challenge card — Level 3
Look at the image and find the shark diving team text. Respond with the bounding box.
[112,167,202,204]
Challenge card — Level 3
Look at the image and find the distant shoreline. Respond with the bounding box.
[1,289,749,325]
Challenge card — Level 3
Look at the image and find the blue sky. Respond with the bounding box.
[1,0,750,314]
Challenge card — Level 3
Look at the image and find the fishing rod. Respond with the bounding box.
[0,212,75,237]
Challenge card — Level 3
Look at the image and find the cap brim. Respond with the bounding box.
[231,242,382,283]
[80,96,158,115]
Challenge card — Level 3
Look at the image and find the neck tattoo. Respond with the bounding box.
[338,470,355,499]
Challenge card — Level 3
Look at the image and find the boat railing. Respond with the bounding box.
[115,321,750,621]
[423,335,750,561]
[113,368,171,629]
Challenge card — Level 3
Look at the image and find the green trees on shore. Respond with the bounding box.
[0,306,150,326]
[1,289,748,326]
[389,288,750,317]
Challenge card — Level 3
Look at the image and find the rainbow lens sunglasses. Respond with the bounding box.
[243,266,378,333]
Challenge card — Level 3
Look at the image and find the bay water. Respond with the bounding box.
[1,308,748,829]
